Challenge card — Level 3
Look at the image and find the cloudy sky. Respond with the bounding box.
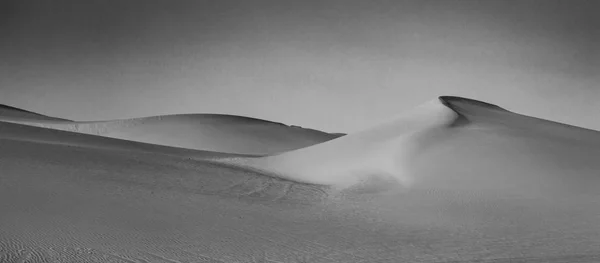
[1,0,598,132]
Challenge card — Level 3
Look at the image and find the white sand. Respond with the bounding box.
[1,97,600,262]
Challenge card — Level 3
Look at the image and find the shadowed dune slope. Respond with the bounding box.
[0,111,341,155]
[0,104,72,122]
[0,120,254,160]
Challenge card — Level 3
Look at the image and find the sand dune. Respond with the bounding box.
[238,97,460,187]
[0,108,341,155]
[236,96,600,197]
[2,97,600,262]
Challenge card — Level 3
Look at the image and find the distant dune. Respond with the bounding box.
[2,97,600,262]
[0,107,341,155]
[0,104,72,122]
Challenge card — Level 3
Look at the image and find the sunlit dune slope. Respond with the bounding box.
[0,110,341,155]
[239,96,600,199]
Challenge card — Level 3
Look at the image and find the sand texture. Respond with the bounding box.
[1,96,600,262]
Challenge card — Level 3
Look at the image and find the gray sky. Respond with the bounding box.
[1,0,598,133]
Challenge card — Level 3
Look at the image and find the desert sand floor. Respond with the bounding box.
[1,97,600,262]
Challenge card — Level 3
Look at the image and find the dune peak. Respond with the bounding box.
[439,96,506,111]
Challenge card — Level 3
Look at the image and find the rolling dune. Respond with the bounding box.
[1,96,600,262]
[0,109,341,155]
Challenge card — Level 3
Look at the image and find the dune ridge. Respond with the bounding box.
[0,104,72,122]
[0,112,341,155]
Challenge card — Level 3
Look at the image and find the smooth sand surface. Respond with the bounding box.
[0,110,340,155]
[2,97,600,262]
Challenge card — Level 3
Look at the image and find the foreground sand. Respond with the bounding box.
[1,97,600,262]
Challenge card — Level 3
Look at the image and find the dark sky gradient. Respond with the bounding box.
[1,0,598,132]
